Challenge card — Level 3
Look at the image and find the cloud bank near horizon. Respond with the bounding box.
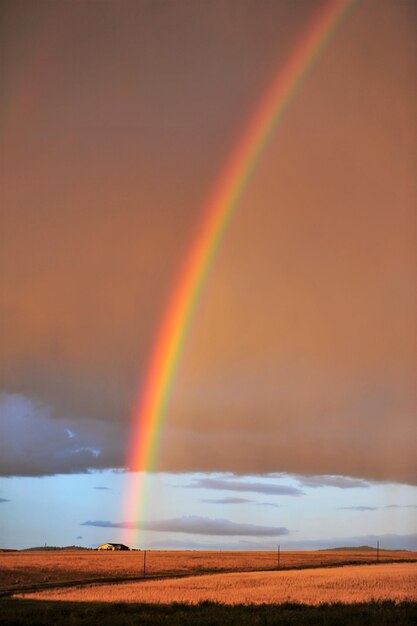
[337,504,417,512]
[296,475,371,489]
[145,533,417,552]
[81,516,290,537]
[201,497,251,504]
[187,477,304,496]
[337,506,377,511]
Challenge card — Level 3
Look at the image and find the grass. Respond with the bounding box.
[14,563,417,605]
[1,599,416,625]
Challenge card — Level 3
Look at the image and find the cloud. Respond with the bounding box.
[385,504,417,509]
[187,477,303,496]
[333,504,417,512]
[94,486,112,490]
[201,497,250,504]
[296,475,370,489]
[146,538,287,550]
[336,504,417,512]
[200,497,282,507]
[81,516,290,537]
[0,393,124,476]
[76,536,83,540]
[337,506,378,511]
[0,498,10,503]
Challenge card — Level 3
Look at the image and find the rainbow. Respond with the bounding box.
[124,0,357,543]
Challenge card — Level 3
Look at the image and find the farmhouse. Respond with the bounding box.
[97,543,130,551]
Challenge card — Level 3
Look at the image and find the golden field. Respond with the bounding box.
[1,549,416,597]
[14,563,417,605]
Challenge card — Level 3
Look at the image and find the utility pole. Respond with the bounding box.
[277,545,280,570]
[143,550,147,577]
[376,540,379,563]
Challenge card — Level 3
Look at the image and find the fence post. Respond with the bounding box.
[376,540,379,563]
[143,550,147,578]
[277,545,280,570]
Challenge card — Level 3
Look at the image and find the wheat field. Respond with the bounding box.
[15,563,417,605]
[3,548,415,594]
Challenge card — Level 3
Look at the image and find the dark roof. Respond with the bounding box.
[98,542,130,550]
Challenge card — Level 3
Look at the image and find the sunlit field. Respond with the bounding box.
[14,563,416,606]
[2,549,416,596]
[3,552,417,625]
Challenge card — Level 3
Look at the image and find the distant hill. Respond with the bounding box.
[322,545,390,552]
[22,545,91,551]
[0,548,18,552]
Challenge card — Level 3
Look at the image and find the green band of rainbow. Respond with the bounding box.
[124,0,358,541]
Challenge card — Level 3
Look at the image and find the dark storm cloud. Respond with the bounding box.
[201,497,250,504]
[0,498,10,503]
[81,516,290,537]
[0,393,124,476]
[187,477,303,496]
[1,0,415,485]
[296,475,370,489]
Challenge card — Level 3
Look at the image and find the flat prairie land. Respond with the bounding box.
[14,563,417,606]
[1,549,417,596]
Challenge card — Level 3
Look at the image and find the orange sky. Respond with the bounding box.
[1,0,416,484]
